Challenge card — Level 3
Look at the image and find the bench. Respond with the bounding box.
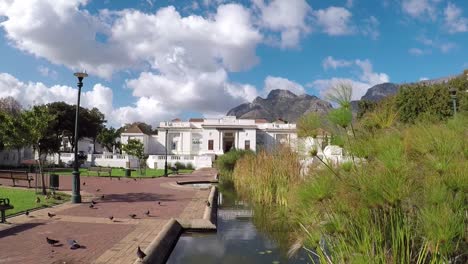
[0,170,33,188]
[0,198,14,223]
[87,167,112,177]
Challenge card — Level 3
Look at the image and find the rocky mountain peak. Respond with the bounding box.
[266,89,298,100]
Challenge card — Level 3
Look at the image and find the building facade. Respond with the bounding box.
[120,116,298,169]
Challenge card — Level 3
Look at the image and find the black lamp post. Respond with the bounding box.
[449,87,457,115]
[164,129,168,177]
[72,71,88,203]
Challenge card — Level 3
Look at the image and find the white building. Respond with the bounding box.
[120,116,298,169]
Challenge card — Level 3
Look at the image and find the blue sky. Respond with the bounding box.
[0,0,467,127]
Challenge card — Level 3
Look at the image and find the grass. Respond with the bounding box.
[47,168,193,178]
[0,187,70,216]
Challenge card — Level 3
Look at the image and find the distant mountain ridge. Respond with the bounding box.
[227,89,332,122]
[228,73,462,121]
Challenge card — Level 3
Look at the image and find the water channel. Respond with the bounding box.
[167,184,312,264]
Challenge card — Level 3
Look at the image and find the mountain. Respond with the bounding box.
[227,89,332,122]
[360,82,399,102]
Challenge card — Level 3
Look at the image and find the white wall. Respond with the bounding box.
[238,128,256,151]
[201,128,222,155]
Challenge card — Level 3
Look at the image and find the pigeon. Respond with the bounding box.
[118,177,121,181]
[145,210,150,216]
[91,200,97,205]
[46,237,60,246]
[129,214,137,219]
[109,216,114,221]
[83,182,86,186]
[68,239,81,250]
[133,178,137,182]
[96,188,101,192]
[89,204,95,209]
[25,211,30,217]
[101,195,105,199]
[137,246,146,260]
[205,200,211,207]
[158,201,161,206]
[48,212,56,218]
[35,197,41,203]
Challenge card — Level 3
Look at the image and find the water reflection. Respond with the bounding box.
[167,188,311,264]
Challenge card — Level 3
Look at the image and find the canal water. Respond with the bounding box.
[167,185,312,264]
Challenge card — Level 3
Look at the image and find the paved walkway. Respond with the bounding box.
[0,168,217,264]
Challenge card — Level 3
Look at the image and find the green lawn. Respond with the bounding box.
[48,168,193,178]
[0,187,70,216]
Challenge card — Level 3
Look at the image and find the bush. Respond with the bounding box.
[174,161,186,170]
[186,162,194,170]
[215,149,254,181]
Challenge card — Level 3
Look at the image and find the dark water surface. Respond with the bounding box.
[167,187,311,264]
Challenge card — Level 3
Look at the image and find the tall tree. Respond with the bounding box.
[97,127,121,153]
[0,96,22,116]
[122,139,146,174]
[21,106,56,195]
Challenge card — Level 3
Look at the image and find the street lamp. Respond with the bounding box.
[164,129,168,177]
[72,71,88,203]
[449,87,457,115]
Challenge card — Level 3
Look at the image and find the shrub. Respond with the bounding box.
[215,149,254,181]
[174,161,186,170]
[185,162,194,170]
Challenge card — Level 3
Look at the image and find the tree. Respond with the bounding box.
[0,111,29,164]
[122,139,147,175]
[47,102,106,152]
[0,96,22,116]
[120,122,155,135]
[21,106,56,195]
[97,127,121,153]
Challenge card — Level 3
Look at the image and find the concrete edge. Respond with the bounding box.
[134,186,219,263]
[133,218,183,264]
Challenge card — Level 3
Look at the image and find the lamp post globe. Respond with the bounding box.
[72,71,88,203]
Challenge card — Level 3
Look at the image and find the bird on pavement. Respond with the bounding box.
[129,214,137,219]
[48,212,56,218]
[83,182,86,186]
[96,188,101,192]
[46,237,60,246]
[158,201,161,206]
[101,195,105,199]
[109,216,114,221]
[35,197,41,203]
[25,211,30,217]
[91,200,97,205]
[89,204,95,209]
[137,246,146,260]
[145,210,150,216]
[205,200,211,207]
[68,239,81,250]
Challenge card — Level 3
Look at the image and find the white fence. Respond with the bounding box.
[147,154,213,169]
[44,153,212,169]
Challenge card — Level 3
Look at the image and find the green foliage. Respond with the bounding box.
[297,112,323,138]
[327,107,353,128]
[214,149,254,181]
[122,139,147,174]
[97,127,121,152]
[174,161,186,170]
[185,162,194,170]
[357,99,377,119]
[325,81,353,109]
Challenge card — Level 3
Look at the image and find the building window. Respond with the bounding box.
[245,140,250,150]
[208,140,214,150]
[172,142,177,150]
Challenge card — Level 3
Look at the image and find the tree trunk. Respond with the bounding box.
[16,148,21,167]
[38,151,47,195]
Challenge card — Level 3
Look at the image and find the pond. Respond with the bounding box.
[167,185,312,264]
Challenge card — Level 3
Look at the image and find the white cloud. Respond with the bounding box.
[308,58,389,100]
[416,36,457,54]
[361,16,380,40]
[0,1,262,79]
[263,76,305,95]
[409,48,426,56]
[444,2,468,33]
[401,0,441,20]
[314,6,354,36]
[419,77,429,81]
[253,0,311,48]
[37,66,58,79]
[322,56,353,70]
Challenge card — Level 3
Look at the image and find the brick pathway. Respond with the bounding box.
[0,168,217,264]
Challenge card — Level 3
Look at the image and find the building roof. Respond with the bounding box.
[273,118,286,124]
[171,118,181,122]
[189,118,205,122]
[255,119,268,124]
[122,124,145,134]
